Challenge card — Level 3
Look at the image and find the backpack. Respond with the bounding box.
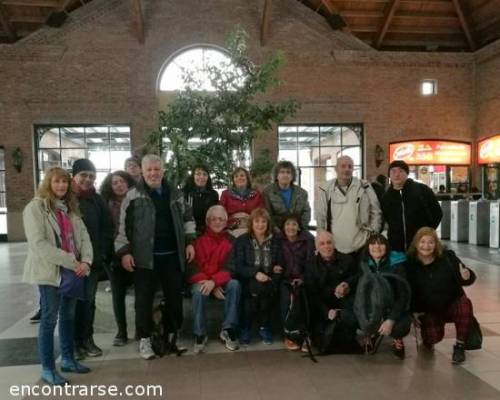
[151,299,187,357]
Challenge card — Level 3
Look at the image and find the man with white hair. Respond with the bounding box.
[316,155,382,258]
[187,205,241,354]
[115,154,196,360]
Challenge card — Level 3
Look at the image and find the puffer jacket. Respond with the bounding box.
[187,228,233,287]
[114,178,196,271]
[22,198,93,287]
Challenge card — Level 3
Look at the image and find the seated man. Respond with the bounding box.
[187,205,241,354]
[305,231,362,354]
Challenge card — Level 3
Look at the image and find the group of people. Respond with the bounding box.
[23,153,478,386]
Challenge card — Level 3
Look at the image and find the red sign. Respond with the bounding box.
[478,135,500,164]
[389,140,471,165]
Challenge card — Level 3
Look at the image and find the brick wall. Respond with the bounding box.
[0,0,487,240]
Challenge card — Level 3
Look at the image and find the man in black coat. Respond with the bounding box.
[381,160,442,251]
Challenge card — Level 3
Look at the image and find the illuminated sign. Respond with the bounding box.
[389,140,471,165]
[478,135,500,164]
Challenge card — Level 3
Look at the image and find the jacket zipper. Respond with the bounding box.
[400,189,407,249]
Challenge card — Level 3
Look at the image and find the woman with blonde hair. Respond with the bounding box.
[407,227,476,364]
[23,166,93,385]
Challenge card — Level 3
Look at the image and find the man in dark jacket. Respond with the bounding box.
[381,160,442,251]
[71,159,113,360]
[115,154,196,360]
[305,231,361,353]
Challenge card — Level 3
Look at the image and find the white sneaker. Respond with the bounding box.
[139,338,155,360]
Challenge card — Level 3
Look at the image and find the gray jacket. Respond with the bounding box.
[262,183,311,229]
[114,179,196,271]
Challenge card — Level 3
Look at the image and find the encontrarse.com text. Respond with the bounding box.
[9,384,163,398]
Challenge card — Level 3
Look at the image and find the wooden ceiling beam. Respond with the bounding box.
[0,2,16,40]
[2,0,61,6]
[10,15,47,23]
[130,0,144,44]
[373,0,400,49]
[451,0,476,50]
[260,0,272,46]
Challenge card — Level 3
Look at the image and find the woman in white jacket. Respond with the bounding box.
[23,166,93,385]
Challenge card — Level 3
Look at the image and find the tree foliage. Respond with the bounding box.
[146,27,299,187]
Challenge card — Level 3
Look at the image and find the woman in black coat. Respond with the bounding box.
[183,165,219,235]
[230,208,283,345]
[407,227,476,364]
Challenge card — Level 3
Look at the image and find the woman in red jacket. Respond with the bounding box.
[220,167,264,237]
[187,205,241,354]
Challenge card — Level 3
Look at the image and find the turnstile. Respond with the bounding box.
[469,201,490,246]
[490,202,500,248]
[451,200,469,242]
[437,201,451,240]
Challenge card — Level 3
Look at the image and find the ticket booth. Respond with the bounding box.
[389,140,472,193]
[478,135,500,200]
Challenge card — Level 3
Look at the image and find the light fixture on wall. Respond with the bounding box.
[375,144,385,168]
[12,147,23,173]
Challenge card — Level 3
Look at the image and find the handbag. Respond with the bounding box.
[465,317,482,350]
[58,266,85,300]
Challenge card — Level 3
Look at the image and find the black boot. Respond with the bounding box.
[452,342,466,364]
[84,337,103,357]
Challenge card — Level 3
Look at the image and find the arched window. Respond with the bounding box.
[158,46,243,92]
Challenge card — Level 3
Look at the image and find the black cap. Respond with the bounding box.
[72,159,96,176]
[388,160,409,175]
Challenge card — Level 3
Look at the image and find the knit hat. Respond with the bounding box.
[72,159,96,176]
[388,160,409,175]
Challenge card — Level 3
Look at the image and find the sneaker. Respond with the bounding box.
[41,369,68,386]
[240,327,251,346]
[29,309,41,324]
[285,338,300,351]
[301,340,310,353]
[259,326,273,345]
[193,335,208,354]
[139,337,155,360]
[452,342,466,364]
[60,360,91,374]
[74,345,87,361]
[392,338,405,360]
[113,333,128,347]
[220,329,239,351]
[83,337,103,357]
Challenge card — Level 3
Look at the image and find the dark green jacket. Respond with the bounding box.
[262,183,311,229]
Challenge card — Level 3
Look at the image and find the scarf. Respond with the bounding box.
[54,200,76,256]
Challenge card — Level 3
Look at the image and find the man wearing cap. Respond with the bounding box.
[71,159,113,359]
[381,160,442,251]
[316,155,382,258]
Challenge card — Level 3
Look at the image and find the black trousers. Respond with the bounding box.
[134,254,184,339]
[105,260,135,336]
[241,279,276,330]
[74,266,101,344]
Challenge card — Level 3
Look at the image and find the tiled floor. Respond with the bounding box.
[1,241,500,399]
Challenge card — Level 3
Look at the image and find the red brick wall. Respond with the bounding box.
[0,0,482,240]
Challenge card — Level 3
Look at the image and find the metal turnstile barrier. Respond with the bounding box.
[469,200,490,246]
[490,202,500,249]
[451,200,469,242]
[437,201,451,240]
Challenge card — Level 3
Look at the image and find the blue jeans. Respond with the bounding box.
[192,279,241,336]
[38,285,77,371]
